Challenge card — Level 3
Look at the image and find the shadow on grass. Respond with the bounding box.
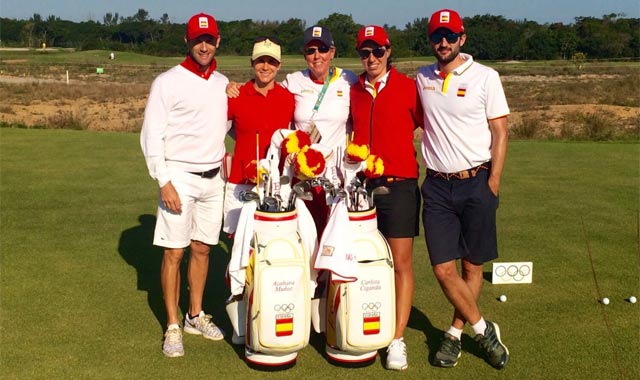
[205,232,236,348]
[118,214,165,332]
[408,301,491,365]
[482,270,493,283]
[118,214,232,337]
[406,305,442,365]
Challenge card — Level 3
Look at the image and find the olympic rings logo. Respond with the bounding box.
[494,264,531,282]
[361,302,381,311]
[274,303,295,313]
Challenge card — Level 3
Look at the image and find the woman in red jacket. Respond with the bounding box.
[349,25,423,371]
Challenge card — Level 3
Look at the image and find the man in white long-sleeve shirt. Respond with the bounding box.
[140,12,228,358]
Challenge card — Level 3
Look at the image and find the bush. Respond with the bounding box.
[45,111,88,130]
[561,111,616,141]
[511,115,543,139]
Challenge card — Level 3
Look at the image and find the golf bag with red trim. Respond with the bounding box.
[324,207,396,363]
[243,208,311,367]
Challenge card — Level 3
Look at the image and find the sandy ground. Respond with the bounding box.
[0,75,148,131]
[0,74,637,134]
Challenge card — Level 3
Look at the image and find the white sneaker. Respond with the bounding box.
[162,324,184,357]
[184,311,225,341]
[386,337,408,370]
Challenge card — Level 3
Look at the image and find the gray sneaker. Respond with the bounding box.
[163,326,184,357]
[184,311,225,341]
[433,332,462,367]
[475,320,509,369]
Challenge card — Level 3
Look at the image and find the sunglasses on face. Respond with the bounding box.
[304,45,331,55]
[254,35,282,45]
[430,31,461,44]
[358,47,387,59]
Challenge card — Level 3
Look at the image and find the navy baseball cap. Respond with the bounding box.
[303,25,334,47]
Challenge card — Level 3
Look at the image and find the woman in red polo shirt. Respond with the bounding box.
[349,25,423,371]
[223,36,294,234]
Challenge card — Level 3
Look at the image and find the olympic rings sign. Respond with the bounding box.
[361,302,382,311]
[491,262,533,284]
[274,303,295,313]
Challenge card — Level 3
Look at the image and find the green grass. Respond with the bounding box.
[1,128,638,379]
[0,49,367,83]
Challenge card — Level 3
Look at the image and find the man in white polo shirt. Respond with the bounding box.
[140,12,228,358]
[416,8,510,370]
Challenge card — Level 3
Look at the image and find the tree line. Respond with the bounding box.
[1,10,638,60]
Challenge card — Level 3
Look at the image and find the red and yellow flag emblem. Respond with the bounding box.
[275,315,294,336]
[363,315,380,335]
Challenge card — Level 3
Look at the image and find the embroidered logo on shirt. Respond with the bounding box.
[457,87,467,97]
[337,90,343,97]
[321,245,335,256]
[423,85,436,91]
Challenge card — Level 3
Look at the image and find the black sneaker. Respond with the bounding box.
[475,320,509,369]
[433,332,462,367]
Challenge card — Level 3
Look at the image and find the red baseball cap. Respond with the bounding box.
[186,13,219,40]
[356,25,390,49]
[428,9,464,35]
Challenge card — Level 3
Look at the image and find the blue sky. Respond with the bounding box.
[1,0,638,27]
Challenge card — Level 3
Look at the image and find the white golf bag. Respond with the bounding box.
[319,206,396,363]
[242,208,311,366]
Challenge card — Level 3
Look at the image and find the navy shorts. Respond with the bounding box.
[369,178,420,238]
[421,167,499,266]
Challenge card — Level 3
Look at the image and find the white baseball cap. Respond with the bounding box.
[251,37,281,62]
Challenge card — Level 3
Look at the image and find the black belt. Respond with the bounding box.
[188,167,220,179]
[367,176,410,188]
[427,162,490,181]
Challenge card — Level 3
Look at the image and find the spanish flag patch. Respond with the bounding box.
[457,87,467,97]
[363,315,380,335]
[337,90,343,97]
[275,315,294,336]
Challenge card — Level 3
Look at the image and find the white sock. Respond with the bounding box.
[471,317,487,336]
[167,323,180,331]
[446,326,463,340]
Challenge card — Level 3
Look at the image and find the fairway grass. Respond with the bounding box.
[1,128,638,380]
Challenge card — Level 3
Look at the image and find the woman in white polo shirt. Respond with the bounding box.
[281,25,358,235]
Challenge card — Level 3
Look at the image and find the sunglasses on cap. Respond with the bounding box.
[358,47,387,59]
[304,45,331,55]
[430,31,462,44]
[254,35,282,45]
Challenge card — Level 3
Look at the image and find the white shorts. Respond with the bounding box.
[223,182,255,234]
[153,168,225,248]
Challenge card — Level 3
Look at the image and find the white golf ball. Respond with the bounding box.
[629,296,637,304]
[601,297,610,305]
[499,294,507,302]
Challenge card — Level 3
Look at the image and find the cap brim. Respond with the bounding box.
[188,33,218,41]
[304,39,332,47]
[252,53,281,62]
